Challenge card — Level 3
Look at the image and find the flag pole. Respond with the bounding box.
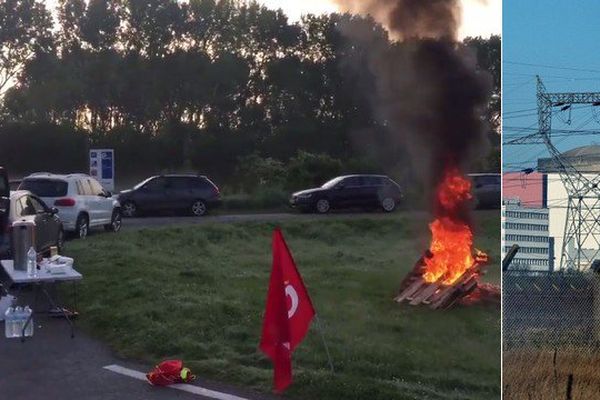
[315,314,335,373]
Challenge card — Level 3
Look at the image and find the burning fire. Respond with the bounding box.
[422,168,485,285]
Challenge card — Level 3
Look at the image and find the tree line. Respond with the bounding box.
[0,0,500,191]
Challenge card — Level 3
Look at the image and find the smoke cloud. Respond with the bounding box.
[336,0,462,40]
[334,0,491,210]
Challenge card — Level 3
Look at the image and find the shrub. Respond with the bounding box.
[234,153,286,193]
[285,151,343,191]
[0,122,88,176]
[221,187,289,211]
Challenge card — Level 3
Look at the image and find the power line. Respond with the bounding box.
[505,61,600,75]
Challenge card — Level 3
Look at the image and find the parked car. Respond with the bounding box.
[0,190,64,259]
[469,173,501,209]
[117,175,221,217]
[19,173,122,239]
[290,175,403,214]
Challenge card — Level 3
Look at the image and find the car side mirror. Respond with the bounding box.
[50,207,59,215]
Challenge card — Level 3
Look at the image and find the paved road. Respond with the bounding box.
[0,290,276,400]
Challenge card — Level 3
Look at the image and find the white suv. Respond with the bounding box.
[19,173,121,239]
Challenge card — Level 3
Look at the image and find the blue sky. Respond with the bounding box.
[503,0,600,171]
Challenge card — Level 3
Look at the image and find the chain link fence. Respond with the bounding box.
[503,269,600,350]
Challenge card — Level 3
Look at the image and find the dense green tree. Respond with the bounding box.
[0,0,54,97]
[0,0,501,180]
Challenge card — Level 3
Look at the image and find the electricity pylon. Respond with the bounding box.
[536,76,600,270]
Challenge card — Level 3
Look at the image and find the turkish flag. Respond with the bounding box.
[259,228,315,393]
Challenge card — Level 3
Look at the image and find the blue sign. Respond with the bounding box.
[90,149,115,190]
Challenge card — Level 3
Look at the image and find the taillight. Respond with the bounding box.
[55,198,76,207]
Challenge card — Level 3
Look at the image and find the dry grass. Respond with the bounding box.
[504,349,600,400]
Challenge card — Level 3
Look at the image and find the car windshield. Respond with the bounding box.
[20,179,68,197]
[321,177,344,189]
[134,177,154,190]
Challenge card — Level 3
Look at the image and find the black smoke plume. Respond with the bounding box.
[335,0,492,208]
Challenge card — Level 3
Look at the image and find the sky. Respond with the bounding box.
[42,0,501,40]
[503,0,600,171]
[258,0,501,39]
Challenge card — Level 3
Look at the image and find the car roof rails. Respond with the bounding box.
[29,172,53,176]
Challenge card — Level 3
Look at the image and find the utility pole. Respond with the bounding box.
[536,76,600,270]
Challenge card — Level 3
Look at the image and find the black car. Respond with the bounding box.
[469,173,501,209]
[118,175,221,217]
[1,190,64,259]
[290,175,403,214]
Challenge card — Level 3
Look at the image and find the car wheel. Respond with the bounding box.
[75,214,89,239]
[104,209,122,232]
[122,201,137,218]
[191,200,207,216]
[381,197,396,212]
[315,199,330,214]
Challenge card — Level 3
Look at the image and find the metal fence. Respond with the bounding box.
[503,269,600,350]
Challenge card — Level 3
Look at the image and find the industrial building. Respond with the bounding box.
[503,145,600,271]
[501,198,552,271]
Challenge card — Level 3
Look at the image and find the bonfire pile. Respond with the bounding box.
[395,168,500,310]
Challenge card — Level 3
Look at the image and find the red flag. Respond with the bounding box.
[259,228,315,393]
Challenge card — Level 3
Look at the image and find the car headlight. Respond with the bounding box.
[297,193,313,199]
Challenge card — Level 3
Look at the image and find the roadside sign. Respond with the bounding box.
[90,149,115,191]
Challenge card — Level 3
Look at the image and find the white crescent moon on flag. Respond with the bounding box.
[285,284,299,318]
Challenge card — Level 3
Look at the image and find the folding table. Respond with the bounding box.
[0,259,82,341]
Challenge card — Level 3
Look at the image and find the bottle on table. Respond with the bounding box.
[27,246,37,278]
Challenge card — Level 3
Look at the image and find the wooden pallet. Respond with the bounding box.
[394,253,488,310]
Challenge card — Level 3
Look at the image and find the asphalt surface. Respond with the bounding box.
[0,286,275,400]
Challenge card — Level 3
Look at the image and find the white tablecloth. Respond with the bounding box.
[1,260,82,284]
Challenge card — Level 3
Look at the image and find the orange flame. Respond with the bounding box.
[422,168,483,285]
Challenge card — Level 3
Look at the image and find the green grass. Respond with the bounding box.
[66,211,500,400]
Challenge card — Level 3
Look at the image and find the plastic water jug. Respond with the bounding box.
[13,306,23,338]
[23,306,33,337]
[4,307,13,338]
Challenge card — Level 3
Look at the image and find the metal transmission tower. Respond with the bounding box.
[536,76,600,270]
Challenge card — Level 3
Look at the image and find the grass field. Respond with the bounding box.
[504,349,600,400]
[66,211,500,400]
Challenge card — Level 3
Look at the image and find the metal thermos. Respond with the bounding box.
[11,220,36,271]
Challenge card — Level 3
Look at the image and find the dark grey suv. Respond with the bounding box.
[118,175,221,217]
